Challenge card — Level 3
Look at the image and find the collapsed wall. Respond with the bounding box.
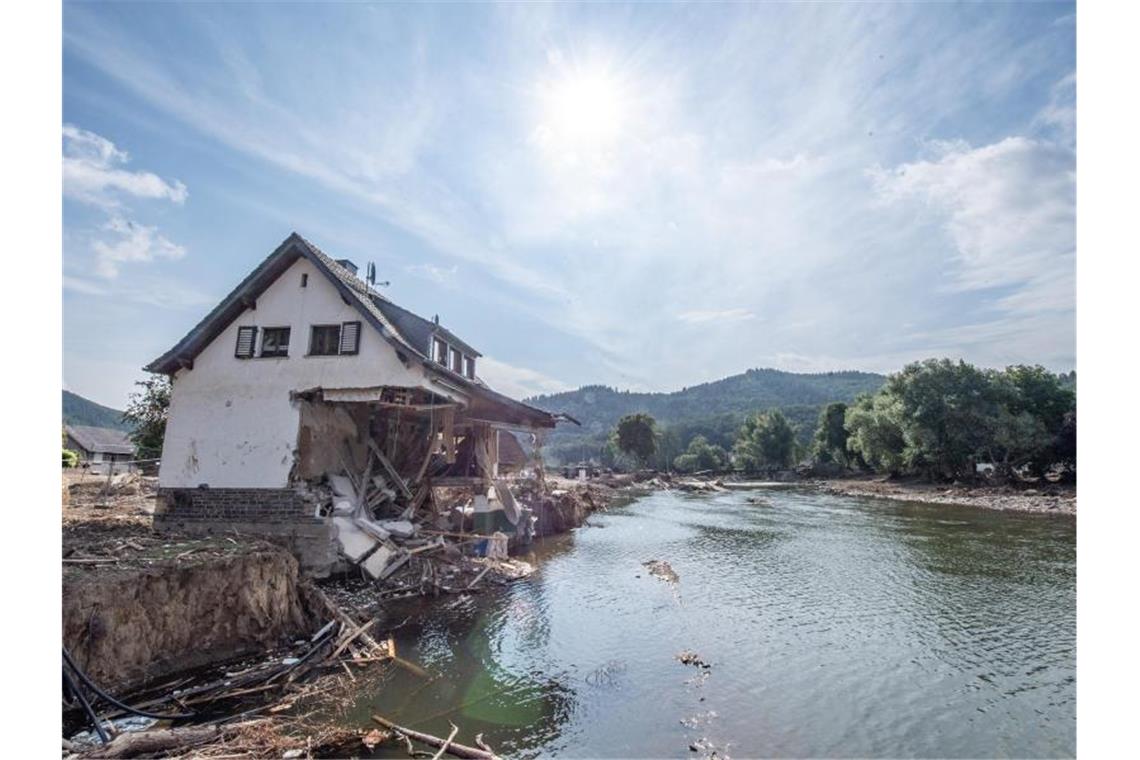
[63,547,313,693]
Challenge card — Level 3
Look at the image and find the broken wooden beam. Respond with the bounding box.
[371,715,500,760]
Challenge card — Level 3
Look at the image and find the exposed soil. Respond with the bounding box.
[808,475,1076,515]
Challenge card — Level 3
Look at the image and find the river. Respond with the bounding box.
[344,488,1076,758]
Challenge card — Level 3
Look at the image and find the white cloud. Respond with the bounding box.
[677,308,756,324]
[1034,73,1075,143]
[63,125,189,281]
[476,357,571,400]
[871,136,1074,312]
[404,263,459,285]
[65,271,210,308]
[63,124,187,207]
[91,217,187,278]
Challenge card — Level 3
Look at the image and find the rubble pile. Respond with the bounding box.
[309,442,538,597]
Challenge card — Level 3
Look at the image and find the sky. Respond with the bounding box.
[62,1,1076,409]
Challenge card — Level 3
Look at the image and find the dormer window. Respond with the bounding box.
[450,347,463,374]
[433,336,448,365]
[464,355,475,379]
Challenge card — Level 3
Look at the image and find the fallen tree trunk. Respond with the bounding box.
[84,725,224,758]
[371,715,500,760]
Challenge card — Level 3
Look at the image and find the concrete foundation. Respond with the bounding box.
[155,487,337,577]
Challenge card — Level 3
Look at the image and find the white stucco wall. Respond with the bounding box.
[159,257,460,488]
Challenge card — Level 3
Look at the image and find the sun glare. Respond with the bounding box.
[537,66,629,155]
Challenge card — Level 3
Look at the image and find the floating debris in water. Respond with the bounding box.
[677,650,711,668]
[643,559,679,583]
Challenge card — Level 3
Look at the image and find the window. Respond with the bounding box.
[433,336,448,365]
[450,347,463,374]
[309,321,361,356]
[309,325,341,356]
[301,273,308,287]
[234,326,258,358]
[464,355,476,379]
[259,327,290,358]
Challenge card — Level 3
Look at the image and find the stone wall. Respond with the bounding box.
[155,487,336,576]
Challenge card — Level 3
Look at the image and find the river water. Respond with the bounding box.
[346,488,1075,758]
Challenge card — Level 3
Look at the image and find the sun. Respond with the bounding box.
[535,65,629,156]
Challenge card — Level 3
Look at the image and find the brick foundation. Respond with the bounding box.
[155,488,336,577]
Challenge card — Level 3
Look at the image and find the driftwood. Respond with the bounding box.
[84,725,224,758]
[431,722,460,760]
[371,715,500,760]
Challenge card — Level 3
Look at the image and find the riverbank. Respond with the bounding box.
[808,475,1076,515]
[61,470,617,757]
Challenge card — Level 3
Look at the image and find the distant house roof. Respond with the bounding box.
[144,232,554,429]
[66,425,134,456]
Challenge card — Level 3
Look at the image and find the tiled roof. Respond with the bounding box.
[66,425,134,455]
[143,232,552,427]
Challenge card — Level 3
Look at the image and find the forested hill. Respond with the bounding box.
[525,368,886,463]
[63,390,131,431]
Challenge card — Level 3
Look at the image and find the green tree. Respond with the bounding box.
[673,435,729,473]
[123,374,171,460]
[62,449,78,468]
[733,410,796,472]
[884,359,999,480]
[612,413,658,468]
[812,402,850,466]
[845,393,906,474]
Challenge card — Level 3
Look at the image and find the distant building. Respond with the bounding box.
[65,425,136,474]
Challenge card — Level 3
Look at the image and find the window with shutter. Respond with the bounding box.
[309,325,341,356]
[339,321,361,355]
[235,326,258,358]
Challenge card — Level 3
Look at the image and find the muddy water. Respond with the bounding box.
[346,489,1075,758]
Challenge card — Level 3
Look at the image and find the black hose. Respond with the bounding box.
[63,665,109,744]
[62,647,196,720]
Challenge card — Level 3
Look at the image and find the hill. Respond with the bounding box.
[63,390,132,432]
[526,368,886,465]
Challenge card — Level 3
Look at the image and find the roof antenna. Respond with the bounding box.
[365,262,389,290]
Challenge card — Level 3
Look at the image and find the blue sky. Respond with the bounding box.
[62,1,1075,409]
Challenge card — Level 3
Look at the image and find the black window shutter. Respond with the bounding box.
[235,326,258,358]
[340,321,361,355]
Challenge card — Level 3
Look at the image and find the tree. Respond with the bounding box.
[123,374,171,460]
[673,435,729,473]
[612,413,658,467]
[62,449,78,468]
[883,359,999,480]
[812,402,849,466]
[653,427,683,472]
[733,410,796,472]
[845,393,906,474]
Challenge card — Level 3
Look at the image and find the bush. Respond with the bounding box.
[62,449,79,468]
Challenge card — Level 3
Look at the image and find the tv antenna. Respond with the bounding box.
[366,262,389,289]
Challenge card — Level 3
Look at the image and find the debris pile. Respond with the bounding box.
[63,586,397,758]
[309,440,536,596]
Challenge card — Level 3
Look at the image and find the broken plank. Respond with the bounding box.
[368,439,413,499]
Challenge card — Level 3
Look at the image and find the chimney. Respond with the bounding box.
[433,314,440,325]
[335,258,358,276]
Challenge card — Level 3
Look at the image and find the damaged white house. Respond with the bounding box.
[146,232,567,575]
